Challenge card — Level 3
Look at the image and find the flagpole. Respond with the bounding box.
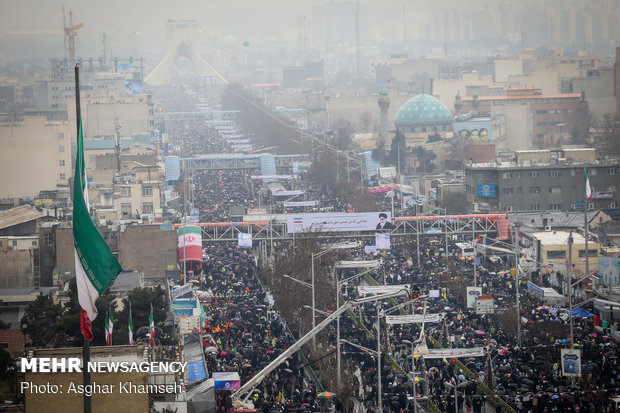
[584,168,590,277]
[75,63,92,413]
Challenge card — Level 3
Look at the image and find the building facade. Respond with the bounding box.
[0,116,72,199]
[465,149,619,213]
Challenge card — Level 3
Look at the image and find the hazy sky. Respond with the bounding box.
[1,0,408,60]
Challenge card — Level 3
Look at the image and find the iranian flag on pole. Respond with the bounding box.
[105,307,114,346]
[149,303,155,348]
[73,121,122,341]
[128,302,134,345]
[584,167,593,200]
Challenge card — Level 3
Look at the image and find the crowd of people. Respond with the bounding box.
[165,91,619,413]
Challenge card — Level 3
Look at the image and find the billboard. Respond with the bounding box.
[117,62,133,72]
[477,184,496,198]
[466,286,483,308]
[238,233,252,249]
[187,360,207,383]
[453,119,493,142]
[385,314,443,324]
[124,79,143,95]
[375,233,391,250]
[598,257,620,287]
[287,212,392,233]
[561,349,581,377]
[213,372,241,391]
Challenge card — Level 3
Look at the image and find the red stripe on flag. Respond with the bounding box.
[81,308,93,341]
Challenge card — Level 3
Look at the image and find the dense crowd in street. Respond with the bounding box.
[168,94,620,413]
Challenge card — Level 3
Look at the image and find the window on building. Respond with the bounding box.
[517,205,523,211]
[609,167,617,175]
[43,233,53,246]
[547,250,566,259]
[32,240,38,246]
[502,188,513,195]
[609,202,617,208]
[515,172,521,178]
[120,187,131,197]
[549,170,560,177]
[142,186,153,197]
[59,173,66,180]
[588,202,595,210]
[549,186,561,194]
[59,146,65,152]
[530,204,540,211]
[58,132,64,139]
[503,205,513,212]
[536,109,548,114]
[517,187,523,195]
[121,203,132,217]
[502,172,512,179]
[549,203,562,210]
[59,159,65,166]
[530,171,538,177]
[142,202,153,214]
[530,187,541,194]
[578,249,597,258]
[12,240,17,247]
[590,169,597,176]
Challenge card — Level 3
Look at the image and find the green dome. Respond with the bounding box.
[394,94,453,126]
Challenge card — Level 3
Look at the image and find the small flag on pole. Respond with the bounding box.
[105,307,114,346]
[584,168,593,200]
[149,303,155,348]
[128,302,134,345]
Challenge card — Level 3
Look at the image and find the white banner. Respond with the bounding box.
[375,233,391,250]
[284,201,317,207]
[385,313,444,324]
[365,245,378,254]
[357,285,409,295]
[274,190,305,197]
[251,175,294,180]
[336,260,382,269]
[171,284,194,300]
[428,290,440,298]
[466,287,483,308]
[238,233,252,249]
[287,212,392,233]
[422,348,485,359]
[561,349,581,377]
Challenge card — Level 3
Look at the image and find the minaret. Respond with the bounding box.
[377,90,390,148]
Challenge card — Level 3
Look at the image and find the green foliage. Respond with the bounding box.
[389,129,407,169]
[20,293,64,348]
[410,146,437,173]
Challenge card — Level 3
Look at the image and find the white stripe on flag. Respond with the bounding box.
[74,247,100,321]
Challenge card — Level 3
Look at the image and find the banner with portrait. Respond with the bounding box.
[124,79,143,95]
[287,212,392,233]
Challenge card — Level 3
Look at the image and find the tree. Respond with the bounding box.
[410,146,436,173]
[390,128,407,170]
[593,114,620,156]
[20,293,64,348]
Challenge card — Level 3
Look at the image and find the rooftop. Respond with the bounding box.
[0,205,43,231]
[461,93,582,102]
[531,230,586,245]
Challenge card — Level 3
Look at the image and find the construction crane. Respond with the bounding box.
[63,6,83,67]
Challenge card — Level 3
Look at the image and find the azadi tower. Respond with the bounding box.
[145,20,228,86]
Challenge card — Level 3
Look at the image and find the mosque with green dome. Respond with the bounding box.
[393,93,454,143]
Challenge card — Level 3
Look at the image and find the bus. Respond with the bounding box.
[455,242,475,258]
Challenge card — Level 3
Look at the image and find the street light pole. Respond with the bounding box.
[311,252,316,349]
[336,277,341,389]
[377,304,382,413]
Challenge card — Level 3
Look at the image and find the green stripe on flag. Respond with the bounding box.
[73,122,122,294]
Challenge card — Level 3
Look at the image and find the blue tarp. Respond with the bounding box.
[571,307,594,318]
